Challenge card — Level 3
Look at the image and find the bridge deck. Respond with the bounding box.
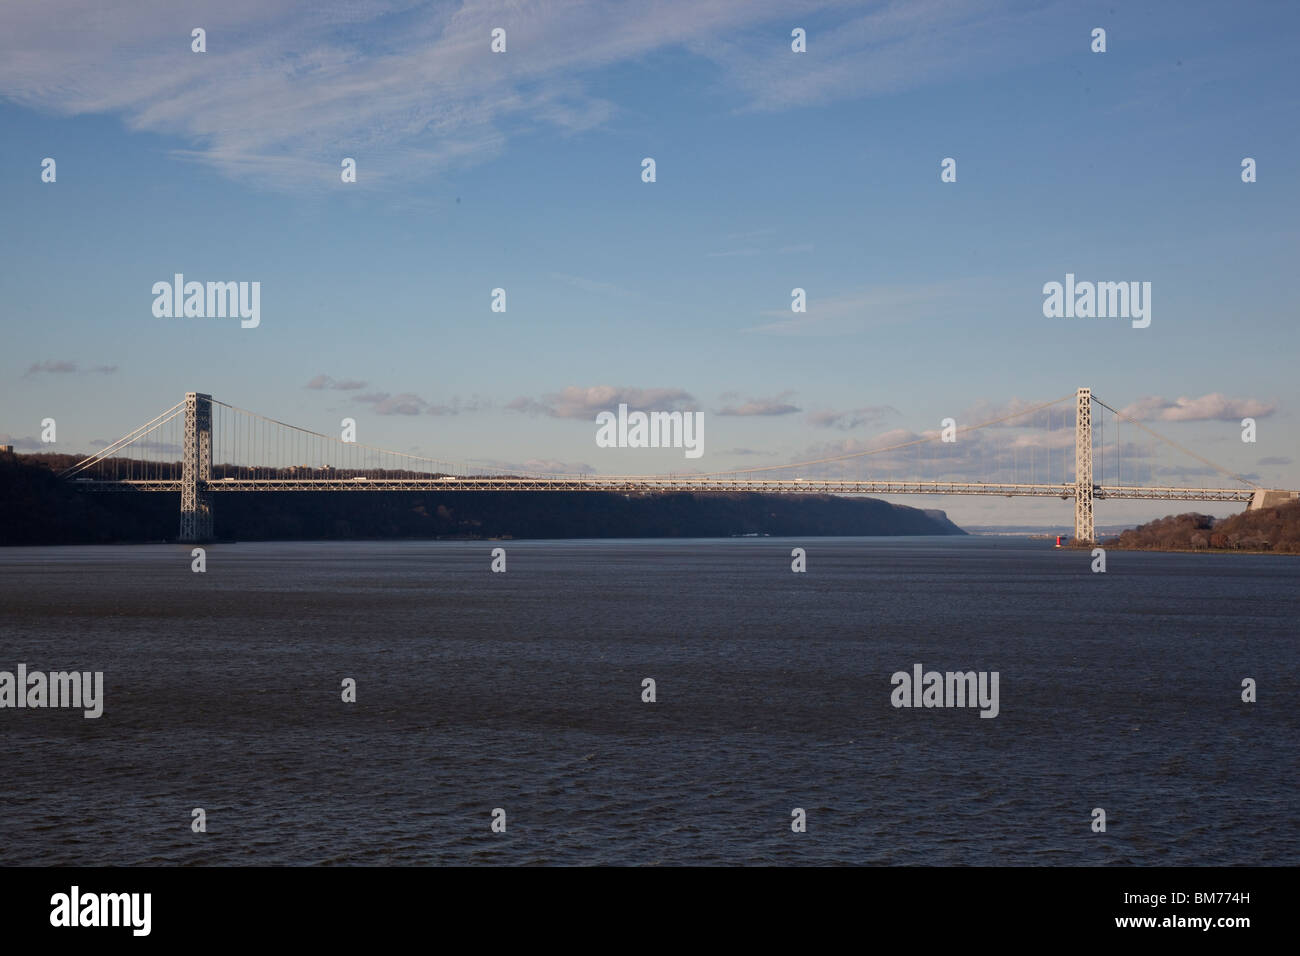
[67,477,1258,501]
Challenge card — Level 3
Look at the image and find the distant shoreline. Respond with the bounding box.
[1099,500,1300,555]
[2,454,966,545]
[1098,544,1298,556]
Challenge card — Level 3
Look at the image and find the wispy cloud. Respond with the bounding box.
[805,404,897,430]
[474,457,597,476]
[706,227,812,259]
[716,392,801,416]
[0,1,1053,188]
[23,360,116,377]
[508,385,696,419]
[0,434,43,450]
[1151,463,1242,480]
[1119,394,1276,423]
[355,391,428,416]
[785,411,1158,481]
[306,374,368,391]
[747,282,962,336]
[962,396,1067,428]
[425,397,492,416]
[700,0,1067,113]
[355,391,490,416]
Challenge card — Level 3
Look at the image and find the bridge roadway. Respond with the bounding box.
[72,476,1259,502]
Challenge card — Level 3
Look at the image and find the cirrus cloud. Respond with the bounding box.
[0,1,1062,188]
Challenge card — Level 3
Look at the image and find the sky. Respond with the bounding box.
[2,0,1297,528]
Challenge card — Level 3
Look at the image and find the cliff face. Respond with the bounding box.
[1104,501,1300,553]
[0,455,965,544]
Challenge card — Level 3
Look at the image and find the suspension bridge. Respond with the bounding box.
[57,388,1293,544]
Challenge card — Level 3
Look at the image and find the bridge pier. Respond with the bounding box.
[178,392,214,543]
[1074,387,1094,544]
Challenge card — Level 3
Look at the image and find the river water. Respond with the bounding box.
[1,537,1295,865]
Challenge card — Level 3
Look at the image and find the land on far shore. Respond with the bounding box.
[0,452,966,545]
[1101,500,1300,554]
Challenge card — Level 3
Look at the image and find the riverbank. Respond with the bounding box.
[0,453,966,544]
[1101,500,1300,553]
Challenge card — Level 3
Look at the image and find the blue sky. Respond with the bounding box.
[2,0,1297,526]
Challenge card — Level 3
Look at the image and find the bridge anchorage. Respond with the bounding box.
[57,388,1287,545]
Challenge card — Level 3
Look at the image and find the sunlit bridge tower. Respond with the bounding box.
[179,391,213,543]
[1074,386,1094,545]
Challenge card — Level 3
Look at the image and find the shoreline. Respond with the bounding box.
[1097,544,1299,556]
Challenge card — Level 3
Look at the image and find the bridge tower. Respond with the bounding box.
[179,391,214,542]
[1074,386,1094,544]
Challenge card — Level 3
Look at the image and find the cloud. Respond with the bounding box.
[701,0,1066,113]
[508,385,696,419]
[716,392,801,417]
[426,397,491,416]
[780,414,1137,483]
[0,1,1055,187]
[805,404,897,430]
[0,434,43,450]
[306,374,368,390]
[355,392,428,416]
[1007,428,1075,451]
[1119,394,1277,422]
[22,360,116,377]
[1150,464,1228,479]
[348,386,487,415]
[474,457,596,476]
[959,396,1070,429]
[706,226,813,259]
[1258,456,1293,466]
[24,360,77,376]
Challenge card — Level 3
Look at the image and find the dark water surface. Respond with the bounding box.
[1,537,1296,865]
